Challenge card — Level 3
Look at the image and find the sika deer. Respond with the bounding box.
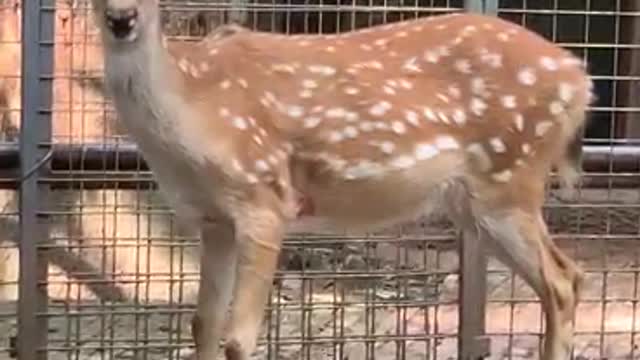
[89,0,593,359]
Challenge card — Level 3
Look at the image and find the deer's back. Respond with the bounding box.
[170,12,593,228]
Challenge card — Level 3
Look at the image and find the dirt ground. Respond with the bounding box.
[1,188,640,360]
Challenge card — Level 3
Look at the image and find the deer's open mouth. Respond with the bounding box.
[105,7,139,41]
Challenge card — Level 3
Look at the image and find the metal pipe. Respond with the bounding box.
[17,1,54,359]
[0,143,638,189]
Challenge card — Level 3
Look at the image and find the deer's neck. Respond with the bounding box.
[104,29,195,144]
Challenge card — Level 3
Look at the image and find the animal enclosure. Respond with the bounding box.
[1,0,640,359]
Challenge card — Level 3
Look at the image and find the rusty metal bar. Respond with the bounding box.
[17,0,55,359]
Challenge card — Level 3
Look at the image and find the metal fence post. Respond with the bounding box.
[17,0,55,359]
[458,230,490,359]
[464,0,498,14]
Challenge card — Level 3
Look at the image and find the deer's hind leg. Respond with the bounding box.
[475,200,583,360]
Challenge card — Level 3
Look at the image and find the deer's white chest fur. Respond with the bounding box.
[104,46,225,225]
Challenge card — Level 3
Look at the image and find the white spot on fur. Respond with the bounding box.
[246,173,259,184]
[343,126,359,138]
[399,79,413,89]
[415,143,439,160]
[328,131,344,143]
[479,50,502,68]
[231,116,247,129]
[232,158,243,172]
[391,155,416,169]
[345,111,359,122]
[177,58,190,73]
[370,101,392,116]
[435,136,460,150]
[437,112,449,124]
[452,109,467,125]
[558,82,575,102]
[513,113,525,132]
[448,84,462,98]
[220,79,232,89]
[423,107,437,122]
[403,57,422,73]
[436,93,450,103]
[252,135,263,146]
[392,121,407,134]
[255,160,270,173]
[199,62,210,72]
[287,105,305,118]
[471,77,487,96]
[343,161,384,179]
[302,79,318,88]
[383,86,396,95]
[454,59,472,73]
[501,95,517,109]
[304,116,322,128]
[359,121,374,132]
[307,64,336,76]
[535,121,554,137]
[549,101,564,115]
[380,141,395,154]
[522,143,531,154]
[539,56,559,71]
[272,63,296,74]
[517,67,537,86]
[374,38,389,47]
[470,98,488,116]
[404,110,420,127]
[326,107,347,118]
[424,50,440,63]
[236,78,248,88]
[492,169,513,182]
[490,137,506,153]
[344,86,360,95]
[299,90,313,98]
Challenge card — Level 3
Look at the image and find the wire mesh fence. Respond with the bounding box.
[1,0,639,359]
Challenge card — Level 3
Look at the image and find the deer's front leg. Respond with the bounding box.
[223,209,285,360]
[193,221,238,360]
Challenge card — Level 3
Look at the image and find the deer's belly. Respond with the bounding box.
[292,153,464,231]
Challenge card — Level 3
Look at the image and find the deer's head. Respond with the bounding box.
[91,0,160,46]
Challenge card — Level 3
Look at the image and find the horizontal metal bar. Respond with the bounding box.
[0,143,637,189]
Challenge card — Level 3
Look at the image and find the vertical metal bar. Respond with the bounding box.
[483,0,498,15]
[458,230,490,360]
[17,0,54,359]
[464,0,484,13]
[464,0,498,15]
